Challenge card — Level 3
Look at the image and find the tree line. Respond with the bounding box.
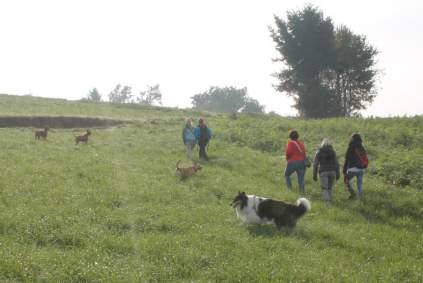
[83,84,163,106]
[83,84,265,114]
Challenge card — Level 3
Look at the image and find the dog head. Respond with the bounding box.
[193,162,202,171]
[86,129,91,136]
[231,191,248,209]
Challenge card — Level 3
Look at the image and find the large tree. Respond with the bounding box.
[270,5,336,118]
[270,5,378,117]
[191,86,265,114]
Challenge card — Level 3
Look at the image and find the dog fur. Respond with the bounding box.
[35,128,48,140]
[176,160,202,179]
[231,191,311,230]
[75,129,91,144]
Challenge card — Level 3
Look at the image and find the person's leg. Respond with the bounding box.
[356,171,364,199]
[198,143,204,159]
[346,172,357,199]
[320,172,331,203]
[186,144,193,160]
[320,172,329,202]
[296,166,306,194]
[327,171,336,203]
[203,143,209,161]
[284,163,295,190]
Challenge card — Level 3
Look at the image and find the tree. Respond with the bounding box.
[191,86,265,114]
[332,26,379,116]
[241,98,265,114]
[108,84,133,103]
[137,84,162,106]
[270,5,336,118]
[85,88,102,102]
[270,5,378,117]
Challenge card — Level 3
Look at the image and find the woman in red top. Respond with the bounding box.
[284,130,307,194]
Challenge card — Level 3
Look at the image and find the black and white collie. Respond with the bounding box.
[231,192,311,230]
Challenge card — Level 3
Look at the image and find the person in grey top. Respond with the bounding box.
[313,139,340,204]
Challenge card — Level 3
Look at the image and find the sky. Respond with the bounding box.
[0,0,422,116]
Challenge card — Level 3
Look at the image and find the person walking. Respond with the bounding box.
[313,138,340,204]
[284,130,308,194]
[343,133,368,200]
[194,118,212,161]
[182,118,196,159]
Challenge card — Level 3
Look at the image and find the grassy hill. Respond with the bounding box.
[0,94,421,282]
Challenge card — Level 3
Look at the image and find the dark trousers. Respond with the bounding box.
[199,143,209,160]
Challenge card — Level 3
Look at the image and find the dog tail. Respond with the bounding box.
[296,197,311,213]
[176,160,181,169]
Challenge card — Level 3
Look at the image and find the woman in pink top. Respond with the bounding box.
[284,130,307,194]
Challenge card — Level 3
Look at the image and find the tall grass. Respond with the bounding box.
[0,95,421,282]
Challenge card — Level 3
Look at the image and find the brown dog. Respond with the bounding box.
[35,128,48,140]
[75,129,91,144]
[176,160,202,179]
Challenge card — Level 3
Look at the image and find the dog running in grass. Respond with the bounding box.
[35,128,48,140]
[176,160,202,179]
[75,129,91,144]
[231,191,311,230]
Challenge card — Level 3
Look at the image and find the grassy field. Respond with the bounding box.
[0,95,421,282]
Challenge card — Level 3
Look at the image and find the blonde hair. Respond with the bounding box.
[185,118,193,127]
[320,138,331,148]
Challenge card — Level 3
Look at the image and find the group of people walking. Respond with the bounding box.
[182,118,212,161]
[181,119,368,204]
[285,130,368,203]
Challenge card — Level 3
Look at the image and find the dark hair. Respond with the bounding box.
[289,130,299,140]
[350,133,362,144]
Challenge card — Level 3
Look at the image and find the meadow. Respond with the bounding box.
[0,94,421,282]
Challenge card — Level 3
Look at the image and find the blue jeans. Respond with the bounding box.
[346,170,364,196]
[285,160,306,193]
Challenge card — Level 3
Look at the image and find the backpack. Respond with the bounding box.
[354,147,369,169]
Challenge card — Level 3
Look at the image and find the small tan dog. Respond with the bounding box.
[176,160,202,179]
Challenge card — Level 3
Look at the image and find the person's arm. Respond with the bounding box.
[208,128,212,140]
[343,148,349,174]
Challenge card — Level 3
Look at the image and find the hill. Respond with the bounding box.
[0,94,421,282]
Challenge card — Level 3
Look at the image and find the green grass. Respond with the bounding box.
[0,94,421,282]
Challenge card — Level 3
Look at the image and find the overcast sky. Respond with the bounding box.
[0,0,422,116]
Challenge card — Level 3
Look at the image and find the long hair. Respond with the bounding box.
[350,133,362,145]
[185,118,193,128]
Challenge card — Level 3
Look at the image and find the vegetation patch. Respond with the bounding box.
[0,95,421,282]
